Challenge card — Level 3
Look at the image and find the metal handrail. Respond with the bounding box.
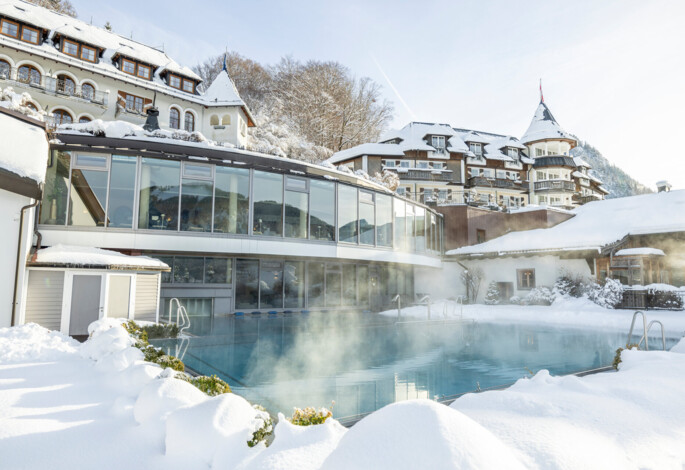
[391,295,402,320]
[417,295,431,319]
[626,311,648,350]
[638,320,666,351]
[168,298,191,335]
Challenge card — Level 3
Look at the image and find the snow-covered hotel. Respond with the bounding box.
[328,101,608,210]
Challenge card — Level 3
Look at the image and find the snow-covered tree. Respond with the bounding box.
[460,268,483,304]
[484,282,501,305]
[27,0,76,16]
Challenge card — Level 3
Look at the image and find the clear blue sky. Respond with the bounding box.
[71,0,685,190]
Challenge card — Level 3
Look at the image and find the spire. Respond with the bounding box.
[520,97,576,146]
[222,53,228,73]
[539,78,544,103]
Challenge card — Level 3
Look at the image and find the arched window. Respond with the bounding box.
[0,59,10,79]
[52,109,73,125]
[56,74,75,95]
[78,116,92,124]
[26,102,38,112]
[184,112,194,132]
[81,83,95,101]
[210,114,219,126]
[221,114,231,125]
[169,107,180,129]
[17,64,41,85]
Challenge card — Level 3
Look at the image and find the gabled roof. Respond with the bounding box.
[448,190,685,258]
[202,69,255,125]
[520,101,576,146]
[0,106,48,199]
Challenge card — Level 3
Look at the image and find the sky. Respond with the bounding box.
[70,0,685,190]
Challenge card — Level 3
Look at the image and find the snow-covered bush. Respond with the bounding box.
[248,405,274,447]
[553,273,586,299]
[289,405,333,426]
[509,296,521,305]
[524,287,555,306]
[613,344,639,370]
[178,374,231,396]
[646,288,684,310]
[484,282,501,305]
[588,279,623,309]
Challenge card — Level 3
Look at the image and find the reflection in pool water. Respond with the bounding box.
[153,313,677,419]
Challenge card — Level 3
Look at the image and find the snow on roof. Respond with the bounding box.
[327,143,406,164]
[32,245,169,270]
[573,156,591,168]
[202,69,245,106]
[448,190,685,257]
[520,101,576,145]
[0,107,48,184]
[615,248,665,257]
[0,1,201,81]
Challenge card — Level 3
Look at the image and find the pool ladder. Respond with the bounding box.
[168,298,192,336]
[626,311,666,351]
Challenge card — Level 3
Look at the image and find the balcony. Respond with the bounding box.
[394,168,454,182]
[573,193,602,205]
[467,176,525,190]
[534,180,576,192]
[0,67,108,106]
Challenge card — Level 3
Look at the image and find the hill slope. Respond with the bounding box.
[571,140,653,198]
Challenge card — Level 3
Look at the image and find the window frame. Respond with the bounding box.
[121,58,137,76]
[168,74,182,89]
[431,135,445,150]
[121,92,145,113]
[51,108,73,125]
[136,64,151,80]
[80,44,97,63]
[169,107,180,129]
[516,269,536,290]
[20,25,40,44]
[0,18,20,39]
[62,38,80,58]
[184,111,195,132]
[469,142,482,156]
[182,79,195,93]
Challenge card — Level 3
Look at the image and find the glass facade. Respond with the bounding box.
[40,151,441,256]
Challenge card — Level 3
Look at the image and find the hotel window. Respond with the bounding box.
[309,179,335,241]
[214,166,250,235]
[376,193,393,247]
[123,93,144,113]
[537,171,546,180]
[399,160,410,168]
[107,155,137,229]
[394,198,406,251]
[384,160,396,168]
[80,45,97,62]
[138,158,181,230]
[431,135,445,150]
[21,25,40,44]
[121,58,136,75]
[169,74,182,89]
[338,184,358,243]
[508,148,518,158]
[0,59,10,78]
[81,83,94,101]
[469,142,482,156]
[78,116,91,124]
[182,79,194,93]
[56,74,75,95]
[17,64,41,85]
[68,154,109,227]
[0,19,19,38]
[137,64,151,80]
[359,190,375,246]
[62,39,79,57]
[416,161,429,169]
[180,162,213,232]
[184,112,195,132]
[169,107,180,129]
[284,176,309,239]
[517,269,535,290]
[415,206,426,252]
[51,109,73,125]
[432,162,443,170]
[252,171,283,236]
[535,148,544,157]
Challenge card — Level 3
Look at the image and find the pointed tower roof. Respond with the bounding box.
[520,101,576,146]
[201,66,255,126]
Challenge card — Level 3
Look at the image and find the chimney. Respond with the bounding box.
[143,107,160,132]
[656,180,672,193]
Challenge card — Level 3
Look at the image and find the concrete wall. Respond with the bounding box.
[0,188,34,328]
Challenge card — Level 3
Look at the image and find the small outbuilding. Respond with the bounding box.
[20,245,170,336]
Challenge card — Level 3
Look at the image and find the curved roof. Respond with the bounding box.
[520,102,576,146]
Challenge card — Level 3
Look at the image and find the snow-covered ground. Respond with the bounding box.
[1,314,685,469]
[380,297,685,336]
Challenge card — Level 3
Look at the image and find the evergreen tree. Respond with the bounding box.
[484,281,501,305]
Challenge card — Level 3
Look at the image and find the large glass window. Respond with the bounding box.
[205,257,232,284]
[235,259,259,309]
[138,158,180,230]
[309,180,335,241]
[343,264,357,306]
[325,264,342,307]
[284,177,308,239]
[260,260,283,309]
[376,194,393,248]
[107,155,136,228]
[253,171,283,236]
[214,166,249,234]
[68,154,109,227]
[17,65,40,86]
[415,206,426,252]
[40,151,71,225]
[338,185,358,243]
[180,163,213,232]
[359,190,375,246]
[174,257,204,283]
[394,198,406,251]
[406,204,416,252]
[308,262,325,308]
[284,261,305,309]
[358,265,369,305]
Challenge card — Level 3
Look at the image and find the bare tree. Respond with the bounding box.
[27,0,77,16]
[461,268,484,304]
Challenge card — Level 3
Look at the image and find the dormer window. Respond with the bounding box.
[137,64,151,79]
[0,19,19,39]
[431,135,445,151]
[62,39,79,57]
[80,45,97,63]
[122,58,136,74]
[169,74,181,88]
[182,80,194,93]
[508,148,518,158]
[168,73,195,93]
[119,57,152,80]
[21,25,39,44]
[469,142,483,156]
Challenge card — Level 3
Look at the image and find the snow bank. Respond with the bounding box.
[133,377,208,425]
[233,414,346,470]
[34,244,169,269]
[322,399,526,470]
[166,393,265,466]
[670,337,685,353]
[0,96,48,183]
[0,323,77,363]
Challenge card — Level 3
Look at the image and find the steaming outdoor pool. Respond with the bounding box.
[153,313,678,421]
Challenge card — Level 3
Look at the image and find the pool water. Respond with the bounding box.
[153,313,677,420]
